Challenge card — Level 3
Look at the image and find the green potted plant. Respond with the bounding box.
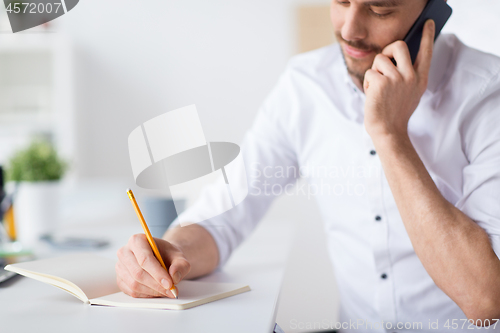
[6,140,67,245]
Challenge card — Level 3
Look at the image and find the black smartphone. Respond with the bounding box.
[402,0,453,64]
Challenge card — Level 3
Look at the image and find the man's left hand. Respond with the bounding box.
[363,19,435,139]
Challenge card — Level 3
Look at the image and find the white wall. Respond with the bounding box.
[442,0,500,57]
[57,0,294,179]
[54,1,500,332]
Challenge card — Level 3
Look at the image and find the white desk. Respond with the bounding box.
[0,219,294,333]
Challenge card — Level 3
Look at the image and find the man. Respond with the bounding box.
[116,0,500,330]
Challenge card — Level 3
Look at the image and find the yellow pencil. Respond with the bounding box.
[4,203,16,241]
[126,188,178,299]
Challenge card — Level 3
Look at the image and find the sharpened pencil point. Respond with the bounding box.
[171,287,178,299]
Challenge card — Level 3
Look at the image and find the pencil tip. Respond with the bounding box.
[171,287,178,299]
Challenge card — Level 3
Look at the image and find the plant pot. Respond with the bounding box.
[14,181,60,246]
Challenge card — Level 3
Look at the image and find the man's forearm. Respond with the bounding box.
[163,224,219,279]
[373,133,500,320]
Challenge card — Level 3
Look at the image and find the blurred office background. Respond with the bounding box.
[1,0,499,331]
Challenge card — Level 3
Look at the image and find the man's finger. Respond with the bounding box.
[363,68,383,92]
[415,19,435,79]
[116,261,167,298]
[381,40,413,80]
[371,53,401,81]
[168,256,191,284]
[128,234,174,291]
[118,247,173,297]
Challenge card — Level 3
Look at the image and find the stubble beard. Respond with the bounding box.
[334,31,382,85]
[343,55,369,83]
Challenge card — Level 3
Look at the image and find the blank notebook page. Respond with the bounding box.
[7,253,119,300]
[91,280,251,310]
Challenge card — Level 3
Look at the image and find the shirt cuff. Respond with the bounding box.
[168,213,233,268]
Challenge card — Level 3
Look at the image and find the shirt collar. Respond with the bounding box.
[334,49,364,98]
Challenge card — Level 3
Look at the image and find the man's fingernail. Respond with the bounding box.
[174,272,182,284]
[161,279,170,289]
[428,20,435,31]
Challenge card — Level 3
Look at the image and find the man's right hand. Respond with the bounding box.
[115,234,191,298]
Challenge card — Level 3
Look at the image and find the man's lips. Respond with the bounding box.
[343,44,373,59]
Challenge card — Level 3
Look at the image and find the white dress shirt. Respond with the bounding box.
[171,34,500,332]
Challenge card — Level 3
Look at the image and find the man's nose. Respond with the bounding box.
[341,7,368,42]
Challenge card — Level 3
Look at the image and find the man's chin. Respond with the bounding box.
[344,56,372,83]
[342,52,373,82]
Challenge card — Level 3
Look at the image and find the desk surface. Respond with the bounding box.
[0,219,294,333]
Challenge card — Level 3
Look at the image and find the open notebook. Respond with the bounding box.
[4,253,250,310]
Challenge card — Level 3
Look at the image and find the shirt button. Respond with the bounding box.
[381,273,388,279]
[370,150,376,156]
[375,215,382,221]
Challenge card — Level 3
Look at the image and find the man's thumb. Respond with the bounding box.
[169,257,191,284]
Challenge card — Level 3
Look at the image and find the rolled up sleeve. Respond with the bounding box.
[457,76,500,259]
